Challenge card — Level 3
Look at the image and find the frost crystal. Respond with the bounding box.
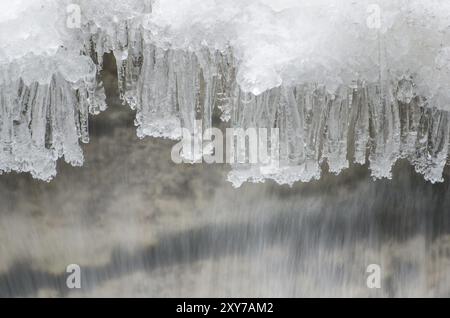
[1,0,450,185]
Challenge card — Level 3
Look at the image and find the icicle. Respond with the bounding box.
[2,0,450,186]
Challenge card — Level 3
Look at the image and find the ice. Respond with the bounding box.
[1,0,450,185]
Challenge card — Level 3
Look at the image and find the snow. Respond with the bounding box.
[1,0,450,185]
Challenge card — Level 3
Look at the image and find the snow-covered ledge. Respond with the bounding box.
[1,0,450,185]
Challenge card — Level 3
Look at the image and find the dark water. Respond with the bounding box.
[0,56,449,297]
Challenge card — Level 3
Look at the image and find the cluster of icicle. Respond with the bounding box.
[1,0,450,186]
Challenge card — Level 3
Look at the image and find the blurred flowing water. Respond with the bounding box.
[0,55,449,298]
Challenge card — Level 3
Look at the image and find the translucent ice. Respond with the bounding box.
[0,0,105,180]
[1,0,450,185]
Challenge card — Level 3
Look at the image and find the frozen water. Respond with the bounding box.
[1,0,450,185]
